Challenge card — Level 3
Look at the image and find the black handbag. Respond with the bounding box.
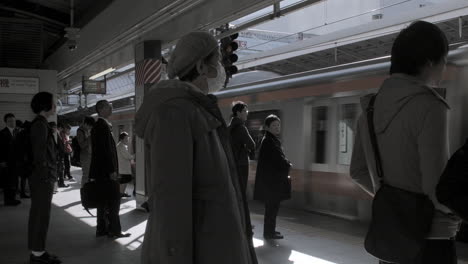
[80,178,121,215]
[364,94,434,264]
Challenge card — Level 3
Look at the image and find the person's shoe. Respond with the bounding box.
[67,177,75,182]
[5,200,21,206]
[21,193,31,199]
[275,231,282,235]
[57,183,69,188]
[263,233,284,240]
[121,193,131,198]
[108,232,131,238]
[30,252,61,264]
[96,231,108,237]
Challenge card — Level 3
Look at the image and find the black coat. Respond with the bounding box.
[254,131,291,202]
[30,115,57,183]
[89,118,118,180]
[228,117,255,166]
[436,139,468,222]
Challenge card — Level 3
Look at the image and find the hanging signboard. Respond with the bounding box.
[82,80,106,94]
[0,76,39,94]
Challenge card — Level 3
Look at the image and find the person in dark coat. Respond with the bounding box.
[254,114,292,239]
[228,101,255,195]
[89,100,130,239]
[0,113,21,205]
[28,92,61,264]
[14,119,31,198]
[55,123,68,188]
[135,31,257,264]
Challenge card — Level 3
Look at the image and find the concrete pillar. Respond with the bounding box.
[134,40,162,206]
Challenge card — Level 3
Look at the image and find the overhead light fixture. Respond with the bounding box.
[89,67,116,80]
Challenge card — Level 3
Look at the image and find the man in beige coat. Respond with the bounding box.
[135,32,257,264]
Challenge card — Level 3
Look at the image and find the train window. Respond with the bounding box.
[312,106,328,164]
[245,110,281,160]
[338,103,359,165]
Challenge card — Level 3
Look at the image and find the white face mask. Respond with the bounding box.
[206,62,226,94]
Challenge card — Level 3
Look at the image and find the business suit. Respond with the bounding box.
[89,117,121,235]
[28,115,57,251]
[0,126,19,204]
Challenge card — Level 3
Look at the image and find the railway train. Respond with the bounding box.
[100,47,468,222]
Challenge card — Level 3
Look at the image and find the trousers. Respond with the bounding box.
[264,201,280,235]
[236,164,249,196]
[97,197,122,234]
[28,180,54,251]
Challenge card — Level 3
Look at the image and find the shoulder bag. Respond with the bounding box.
[364,94,434,263]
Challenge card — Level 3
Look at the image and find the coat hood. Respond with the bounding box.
[361,74,448,134]
[135,80,206,139]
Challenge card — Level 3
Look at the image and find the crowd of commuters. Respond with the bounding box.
[3,19,468,264]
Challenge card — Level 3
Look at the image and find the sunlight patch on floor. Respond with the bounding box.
[253,237,265,248]
[289,250,338,264]
[115,220,147,248]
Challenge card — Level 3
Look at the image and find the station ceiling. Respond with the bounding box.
[244,15,468,76]
[0,0,112,68]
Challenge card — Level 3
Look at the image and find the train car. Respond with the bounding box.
[107,48,468,222]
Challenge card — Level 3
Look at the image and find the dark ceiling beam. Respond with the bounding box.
[0,2,68,27]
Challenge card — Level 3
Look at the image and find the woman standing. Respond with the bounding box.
[254,114,292,240]
[29,92,61,264]
[116,132,134,197]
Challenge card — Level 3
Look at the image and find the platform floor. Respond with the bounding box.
[1,167,467,264]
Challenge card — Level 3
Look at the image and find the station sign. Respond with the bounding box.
[0,76,39,94]
[82,79,106,94]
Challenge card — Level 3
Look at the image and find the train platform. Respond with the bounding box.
[1,167,468,264]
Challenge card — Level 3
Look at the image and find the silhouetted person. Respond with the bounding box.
[89,100,130,239]
[77,116,94,187]
[15,120,31,198]
[116,132,133,198]
[60,123,73,181]
[28,92,61,264]
[0,113,21,205]
[55,123,68,188]
[350,21,460,263]
[229,101,255,195]
[254,115,292,240]
[136,31,257,264]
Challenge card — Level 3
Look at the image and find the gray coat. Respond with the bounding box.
[350,74,460,238]
[135,80,257,264]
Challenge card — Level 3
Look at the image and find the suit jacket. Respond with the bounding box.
[0,127,16,166]
[228,117,255,166]
[89,118,118,180]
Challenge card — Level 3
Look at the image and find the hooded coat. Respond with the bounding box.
[350,74,460,239]
[135,80,257,264]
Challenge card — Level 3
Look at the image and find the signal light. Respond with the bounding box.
[220,33,240,84]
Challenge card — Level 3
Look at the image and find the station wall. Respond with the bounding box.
[0,68,57,129]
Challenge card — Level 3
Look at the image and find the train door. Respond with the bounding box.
[309,98,335,172]
[308,96,361,172]
[335,97,361,174]
[305,96,363,219]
